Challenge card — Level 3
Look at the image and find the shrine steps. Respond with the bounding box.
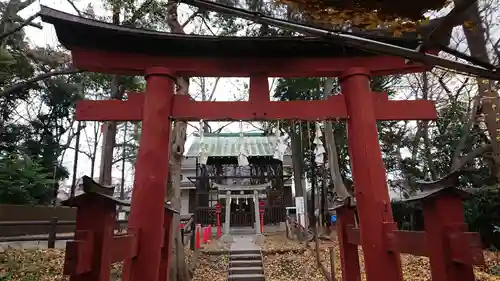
[228,249,265,281]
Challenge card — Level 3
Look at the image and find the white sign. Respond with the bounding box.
[295,197,305,214]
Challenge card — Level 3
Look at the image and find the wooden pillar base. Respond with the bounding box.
[336,204,361,281]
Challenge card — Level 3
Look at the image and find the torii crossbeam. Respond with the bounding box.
[76,75,436,122]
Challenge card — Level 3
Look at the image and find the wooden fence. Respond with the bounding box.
[0,218,128,248]
[0,204,195,249]
[0,204,76,237]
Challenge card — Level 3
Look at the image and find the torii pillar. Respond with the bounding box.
[119,67,174,281]
[341,67,404,281]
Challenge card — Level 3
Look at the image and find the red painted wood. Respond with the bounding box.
[335,206,361,281]
[111,232,139,263]
[216,203,222,238]
[71,48,430,77]
[64,230,93,275]
[423,194,477,281]
[347,227,430,256]
[158,211,175,281]
[341,225,484,263]
[122,67,174,281]
[65,195,116,281]
[389,230,428,257]
[249,75,270,104]
[75,93,437,122]
[195,224,201,249]
[342,67,403,281]
[345,225,360,245]
[462,232,486,265]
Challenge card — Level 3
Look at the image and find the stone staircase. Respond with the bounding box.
[228,249,265,281]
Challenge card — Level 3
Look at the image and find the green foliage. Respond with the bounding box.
[0,3,85,204]
[391,200,423,230]
[0,154,54,205]
[464,189,500,249]
[392,189,500,249]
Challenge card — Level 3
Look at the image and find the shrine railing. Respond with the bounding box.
[194,207,216,226]
[230,211,254,226]
[194,205,286,226]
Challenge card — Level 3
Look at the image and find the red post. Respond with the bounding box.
[335,204,361,281]
[122,67,174,281]
[259,201,265,233]
[158,208,176,281]
[341,67,403,281]
[423,193,475,281]
[202,227,208,244]
[216,203,222,238]
[195,224,201,249]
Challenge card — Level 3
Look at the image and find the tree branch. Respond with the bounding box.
[453,144,492,171]
[124,0,154,25]
[207,77,220,101]
[65,0,82,17]
[0,68,83,97]
[0,12,40,41]
[181,11,199,28]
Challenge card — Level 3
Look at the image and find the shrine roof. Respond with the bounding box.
[185,134,291,158]
[39,6,422,58]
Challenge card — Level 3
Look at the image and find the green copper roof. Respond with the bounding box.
[185,135,291,157]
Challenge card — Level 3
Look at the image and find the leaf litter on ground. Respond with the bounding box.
[0,233,499,281]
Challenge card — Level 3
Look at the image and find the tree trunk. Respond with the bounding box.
[458,0,500,181]
[98,5,123,185]
[290,129,304,197]
[323,78,351,200]
[421,72,437,180]
[70,121,82,198]
[166,2,190,280]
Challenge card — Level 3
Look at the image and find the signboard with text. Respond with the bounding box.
[295,197,305,214]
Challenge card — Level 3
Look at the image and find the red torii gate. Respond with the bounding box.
[39,6,479,281]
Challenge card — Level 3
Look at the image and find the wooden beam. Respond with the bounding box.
[75,92,437,121]
[110,232,138,263]
[63,230,94,275]
[345,227,484,265]
[71,49,429,77]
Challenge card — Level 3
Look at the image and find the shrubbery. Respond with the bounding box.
[391,189,500,250]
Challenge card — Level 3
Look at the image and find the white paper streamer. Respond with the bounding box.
[238,121,249,166]
[313,122,325,164]
[198,119,208,165]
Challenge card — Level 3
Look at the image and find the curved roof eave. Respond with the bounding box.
[39,6,421,58]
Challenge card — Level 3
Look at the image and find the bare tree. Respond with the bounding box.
[454,0,500,181]
[165,1,199,280]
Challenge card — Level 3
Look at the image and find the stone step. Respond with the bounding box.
[230,249,261,255]
[229,266,264,275]
[230,253,261,260]
[230,260,262,267]
[228,273,265,281]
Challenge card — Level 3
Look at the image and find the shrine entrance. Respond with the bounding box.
[39,4,486,281]
[215,183,268,235]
